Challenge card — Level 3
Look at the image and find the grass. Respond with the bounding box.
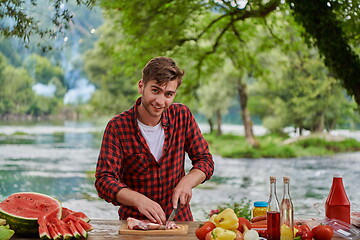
[204,133,360,158]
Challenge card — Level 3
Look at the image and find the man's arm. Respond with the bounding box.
[115,188,167,224]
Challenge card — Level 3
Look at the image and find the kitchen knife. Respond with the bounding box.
[159,200,180,230]
[166,206,178,223]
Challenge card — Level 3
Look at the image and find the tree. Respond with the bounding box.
[0,0,95,50]
[196,58,236,135]
[23,54,64,85]
[83,18,138,115]
[0,54,36,115]
[288,0,360,106]
[250,25,357,134]
[96,0,360,108]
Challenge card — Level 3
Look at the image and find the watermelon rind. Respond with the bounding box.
[68,221,81,239]
[38,224,51,240]
[47,223,62,240]
[78,218,94,232]
[0,192,62,236]
[74,220,88,238]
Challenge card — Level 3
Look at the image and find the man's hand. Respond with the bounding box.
[116,188,166,224]
[172,169,206,209]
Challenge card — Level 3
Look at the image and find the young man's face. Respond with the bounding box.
[137,79,178,125]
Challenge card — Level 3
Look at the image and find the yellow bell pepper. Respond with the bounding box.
[209,214,218,226]
[210,227,237,240]
[214,208,239,230]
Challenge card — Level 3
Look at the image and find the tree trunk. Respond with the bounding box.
[216,109,222,136]
[312,111,324,133]
[207,118,214,134]
[237,80,259,147]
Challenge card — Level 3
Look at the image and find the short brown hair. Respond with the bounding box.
[142,56,184,88]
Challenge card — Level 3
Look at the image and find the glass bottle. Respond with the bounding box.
[280,177,294,240]
[325,174,350,224]
[267,176,280,240]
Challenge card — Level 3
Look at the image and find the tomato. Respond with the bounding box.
[237,217,251,233]
[196,222,216,240]
[312,225,334,240]
[294,222,313,240]
[295,223,311,233]
[295,228,313,240]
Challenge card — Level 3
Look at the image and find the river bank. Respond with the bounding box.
[204,132,360,158]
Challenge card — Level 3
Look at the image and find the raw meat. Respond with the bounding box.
[126,217,179,230]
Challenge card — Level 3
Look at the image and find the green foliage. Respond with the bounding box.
[207,197,252,220]
[288,0,360,106]
[0,53,64,117]
[249,12,358,134]
[295,137,360,152]
[23,54,64,85]
[82,18,138,115]
[0,62,35,115]
[204,133,360,158]
[0,0,95,49]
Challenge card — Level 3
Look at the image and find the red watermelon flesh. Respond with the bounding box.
[78,218,94,232]
[38,222,51,240]
[72,211,90,222]
[0,192,62,236]
[47,223,62,240]
[67,220,81,239]
[0,192,61,219]
[62,208,90,222]
[38,216,51,240]
[53,218,72,240]
[74,220,88,238]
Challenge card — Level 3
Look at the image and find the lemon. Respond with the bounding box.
[280,224,294,240]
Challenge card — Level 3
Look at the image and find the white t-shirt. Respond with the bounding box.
[137,120,165,161]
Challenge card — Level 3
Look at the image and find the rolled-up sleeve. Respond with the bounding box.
[95,121,127,205]
[185,109,214,181]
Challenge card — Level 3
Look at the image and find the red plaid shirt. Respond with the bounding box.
[95,97,214,221]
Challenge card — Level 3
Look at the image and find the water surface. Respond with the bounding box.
[0,121,359,220]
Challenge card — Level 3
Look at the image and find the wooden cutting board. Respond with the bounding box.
[119,223,189,235]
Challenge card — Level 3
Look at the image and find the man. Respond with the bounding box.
[95,56,214,224]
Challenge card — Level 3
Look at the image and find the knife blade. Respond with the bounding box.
[167,199,181,222]
[166,207,178,222]
[159,200,180,230]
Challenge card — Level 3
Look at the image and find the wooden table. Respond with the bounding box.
[10,219,355,240]
[12,219,201,240]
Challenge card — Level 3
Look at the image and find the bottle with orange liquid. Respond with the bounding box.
[280,177,294,240]
[325,174,351,224]
[267,176,281,240]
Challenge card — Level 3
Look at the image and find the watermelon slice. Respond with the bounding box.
[72,211,90,223]
[67,220,81,239]
[61,208,76,220]
[74,220,88,238]
[62,213,93,231]
[47,223,62,240]
[53,218,73,240]
[0,192,62,236]
[62,208,90,223]
[78,218,94,232]
[38,216,51,240]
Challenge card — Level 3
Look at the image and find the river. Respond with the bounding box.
[0,121,359,221]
